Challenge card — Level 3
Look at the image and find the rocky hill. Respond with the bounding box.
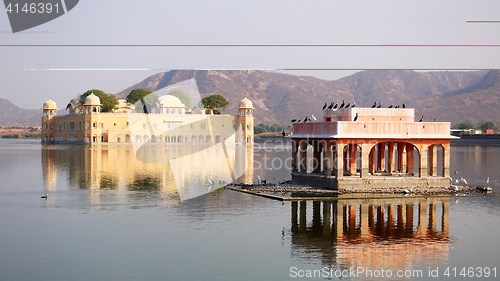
[116,69,488,125]
[0,98,40,126]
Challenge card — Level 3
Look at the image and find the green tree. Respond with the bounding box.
[254,126,266,134]
[458,122,475,130]
[480,121,495,130]
[201,94,229,114]
[168,90,191,110]
[79,89,119,113]
[270,124,282,132]
[125,89,158,108]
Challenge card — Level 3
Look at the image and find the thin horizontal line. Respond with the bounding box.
[283,68,496,71]
[467,21,500,23]
[2,44,500,47]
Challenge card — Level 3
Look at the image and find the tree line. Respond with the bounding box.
[254,123,292,135]
[452,121,498,131]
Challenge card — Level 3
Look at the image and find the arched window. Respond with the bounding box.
[125,135,131,142]
[165,135,170,142]
[143,135,150,142]
[171,135,176,142]
[206,135,211,143]
[199,136,204,142]
[151,135,157,143]
[178,135,183,142]
[136,135,142,143]
[192,135,197,142]
[215,135,220,143]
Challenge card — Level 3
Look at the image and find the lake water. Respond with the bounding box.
[0,139,499,280]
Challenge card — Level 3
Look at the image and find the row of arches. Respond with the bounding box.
[292,140,448,178]
[122,135,223,144]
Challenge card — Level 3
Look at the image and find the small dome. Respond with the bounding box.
[156,95,185,108]
[238,96,253,109]
[84,93,101,106]
[43,98,57,110]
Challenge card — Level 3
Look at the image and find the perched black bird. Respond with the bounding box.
[388,103,393,108]
[41,194,48,199]
[339,100,345,109]
[291,119,297,123]
[419,115,424,122]
[303,117,309,123]
[351,103,356,108]
[395,105,399,108]
[333,102,338,109]
[402,103,406,108]
[345,102,350,108]
[327,102,334,110]
[322,102,327,110]
[371,102,377,108]
[376,103,382,108]
[282,130,286,139]
[353,113,359,121]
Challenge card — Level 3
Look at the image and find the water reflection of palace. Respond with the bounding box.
[290,197,450,269]
[42,145,254,201]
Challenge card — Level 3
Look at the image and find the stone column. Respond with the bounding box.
[397,204,406,237]
[324,143,332,177]
[335,143,344,178]
[420,145,428,177]
[347,205,357,236]
[334,201,344,239]
[387,204,395,237]
[442,143,450,177]
[428,203,437,234]
[387,142,395,172]
[441,199,449,236]
[406,204,414,233]
[313,142,322,174]
[377,143,385,171]
[430,145,438,176]
[406,143,414,174]
[361,144,370,178]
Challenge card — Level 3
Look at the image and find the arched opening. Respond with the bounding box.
[143,135,150,142]
[215,135,220,143]
[178,135,183,142]
[428,144,444,177]
[199,135,204,143]
[206,135,211,143]
[165,135,170,142]
[171,135,176,142]
[369,142,420,176]
[151,135,157,143]
[342,144,362,177]
[135,135,142,143]
[125,135,130,142]
[192,135,197,143]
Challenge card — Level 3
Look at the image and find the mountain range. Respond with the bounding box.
[2,69,498,127]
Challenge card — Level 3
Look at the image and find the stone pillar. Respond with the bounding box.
[335,143,344,178]
[401,144,407,172]
[442,143,450,177]
[387,204,395,237]
[361,144,370,178]
[420,145,428,177]
[406,143,414,174]
[387,142,395,172]
[406,204,414,233]
[376,205,385,237]
[430,145,438,176]
[397,204,406,236]
[324,144,332,177]
[347,205,357,236]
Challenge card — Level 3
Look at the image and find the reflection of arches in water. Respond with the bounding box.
[290,198,450,267]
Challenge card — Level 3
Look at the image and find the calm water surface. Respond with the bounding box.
[0,139,499,280]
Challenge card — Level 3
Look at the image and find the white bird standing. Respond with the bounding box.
[455,179,459,184]
[208,177,213,185]
[311,114,317,121]
[460,177,467,185]
[257,175,261,184]
[487,177,490,184]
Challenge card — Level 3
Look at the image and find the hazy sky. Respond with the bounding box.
[1,0,500,109]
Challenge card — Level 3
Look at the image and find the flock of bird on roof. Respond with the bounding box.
[291,100,413,123]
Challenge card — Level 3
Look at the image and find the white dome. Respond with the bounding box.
[43,98,57,110]
[84,93,101,106]
[238,96,253,109]
[157,95,185,108]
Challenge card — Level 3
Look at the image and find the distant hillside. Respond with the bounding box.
[116,70,487,125]
[413,70,500,124]
[0,98,40,126]
[2,114,41,127]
